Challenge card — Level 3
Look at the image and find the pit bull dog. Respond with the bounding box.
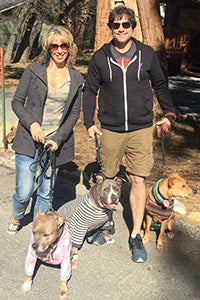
[58,174,123,269]
[21,211,72,299]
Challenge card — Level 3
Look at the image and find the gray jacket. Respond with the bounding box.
[12,61,84,166]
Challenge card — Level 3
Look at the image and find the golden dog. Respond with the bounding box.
[143,173,195,251]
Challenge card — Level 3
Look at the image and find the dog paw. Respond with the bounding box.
[156,243,163,251]
[21,281,32,293]
[60,281,69,300]
[59,286,69,299]
[59,290,69,299]
[71,252,78,270]
[140,230,144,237]
[167,232,175,239]
[72,259,78,270]
[106,238,115,244]
[72,263,78,270]
[142,236,149,244]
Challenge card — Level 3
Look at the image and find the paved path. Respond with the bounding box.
[169,76,200,121]
[1,89,17,123]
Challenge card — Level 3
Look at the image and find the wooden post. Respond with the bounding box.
[0,47,7,149]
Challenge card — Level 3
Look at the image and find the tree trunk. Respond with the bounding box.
[94,0,112,51]
[29,19,43,60]
[136,0,164,50]
[13,13,36,63]
[4,0,35,63]
[136,0,169,118]
[18,18,43,62]
[73,0,90,53]
[136,0,168,77]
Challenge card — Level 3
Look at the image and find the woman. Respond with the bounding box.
[7,26,84,234]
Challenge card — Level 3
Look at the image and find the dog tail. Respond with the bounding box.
[173,199,187,215]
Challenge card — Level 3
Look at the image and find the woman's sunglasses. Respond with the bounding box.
[112,22,131,30]
[49,43,68,52]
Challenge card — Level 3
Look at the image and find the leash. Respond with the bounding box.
[30,144,56,199]
[160,127,166,167]
[94,133,103,172]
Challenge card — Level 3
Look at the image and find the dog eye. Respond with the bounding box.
[43,233,50,237]
[182,184,186,188]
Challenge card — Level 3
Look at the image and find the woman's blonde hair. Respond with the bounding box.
[41,25,78,67]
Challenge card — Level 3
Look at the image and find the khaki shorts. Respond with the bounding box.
[100,127,154,178]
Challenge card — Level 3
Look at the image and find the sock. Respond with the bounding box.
[131,233,137,239]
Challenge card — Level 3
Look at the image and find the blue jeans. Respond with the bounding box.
[12,148,58,220]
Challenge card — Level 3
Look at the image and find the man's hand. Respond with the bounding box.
[30,122,45,144]
[156,117,171,138]
[88,125,102,139]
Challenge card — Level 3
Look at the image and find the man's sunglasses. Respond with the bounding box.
[49,43,68,52]
[112,22,131,30]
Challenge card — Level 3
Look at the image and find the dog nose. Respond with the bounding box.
[111,194,118,203]
[32,243,38,250]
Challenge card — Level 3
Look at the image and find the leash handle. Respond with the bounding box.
[94,133,102,172]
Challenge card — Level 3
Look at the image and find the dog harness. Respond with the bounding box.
[146,180,174,223]
[25,224,72,281]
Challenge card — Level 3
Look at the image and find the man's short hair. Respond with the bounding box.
[107,5,137,29]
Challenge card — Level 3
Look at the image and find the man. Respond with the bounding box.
[82,5,176,263]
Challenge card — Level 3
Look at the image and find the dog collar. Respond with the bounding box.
[153,179,174,207]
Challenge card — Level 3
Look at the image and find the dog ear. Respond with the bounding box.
[167,177,174,188]
[55,215,66,227]
[167,174,179,188]
[36,211,45,218]
[114,177,126,185]
[94,173,105,184]
[170,173,180,178]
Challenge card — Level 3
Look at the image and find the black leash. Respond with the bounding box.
[94,133,103,172]
[30,144,56,199]
[160,127,166,168]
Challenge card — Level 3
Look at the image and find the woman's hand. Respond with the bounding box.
[30,122,45,144]
[44,140,58,151]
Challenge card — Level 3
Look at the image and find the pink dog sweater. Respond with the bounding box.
[25,225,72,281]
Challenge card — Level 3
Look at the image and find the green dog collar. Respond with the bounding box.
[153,178,174,206]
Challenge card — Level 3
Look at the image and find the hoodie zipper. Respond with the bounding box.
[110,55,137,131]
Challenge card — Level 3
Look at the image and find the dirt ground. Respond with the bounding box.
[1,63,200,227]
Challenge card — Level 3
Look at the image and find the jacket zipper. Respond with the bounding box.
[110,55,137,131]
